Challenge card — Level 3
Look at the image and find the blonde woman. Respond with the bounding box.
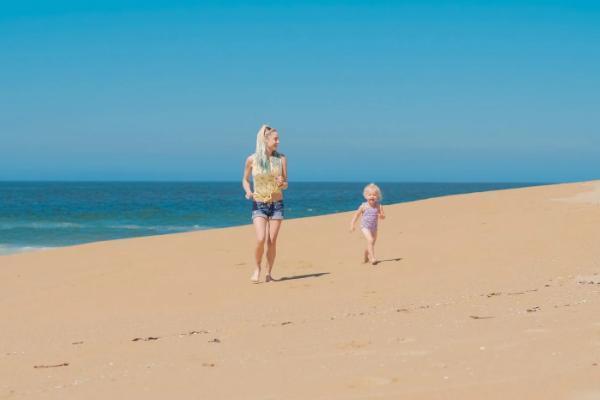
[242,125,288,283]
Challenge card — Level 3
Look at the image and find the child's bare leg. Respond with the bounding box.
[361,228,377,264]
[363,249,369,263]
[252,217,268,282]
[371,230,378,264]
[265,219,283,281]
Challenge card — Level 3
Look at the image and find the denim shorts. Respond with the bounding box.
[252,201,284,220]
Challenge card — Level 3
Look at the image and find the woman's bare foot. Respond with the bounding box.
[265,274,274,283]
[251,268,260,283]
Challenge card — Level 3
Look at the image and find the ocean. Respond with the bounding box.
[0,181,542,255]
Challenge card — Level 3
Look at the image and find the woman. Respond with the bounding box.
[242,124,288,283]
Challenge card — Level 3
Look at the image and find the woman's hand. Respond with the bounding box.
[245,191,253,200]
[276,176,286,188]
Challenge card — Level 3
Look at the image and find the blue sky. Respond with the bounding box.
[1,0,598,182]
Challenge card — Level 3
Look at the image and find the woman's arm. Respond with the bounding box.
[242,156,254,199]
[277,156,288,190]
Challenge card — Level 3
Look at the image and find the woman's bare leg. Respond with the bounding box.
[265,219,283,281]
[251,217,268,282]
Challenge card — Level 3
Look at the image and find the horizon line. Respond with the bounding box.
[0,179,558,184]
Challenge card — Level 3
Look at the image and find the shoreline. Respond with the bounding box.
[0,181,554,258]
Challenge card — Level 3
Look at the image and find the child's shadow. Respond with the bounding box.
[277,272,330,281]
[374,257,402,266]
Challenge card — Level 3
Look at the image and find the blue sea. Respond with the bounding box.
[0,182,542,255]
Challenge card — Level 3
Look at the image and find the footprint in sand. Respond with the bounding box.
[33,363,69,369]
[484,292,502,298]
[261,321,293,327]
[508,289,538,295]
[132,336,160,342]
[338,340,370,350]
[395,337,416,344]
[179,330,209,337]
[347,376,398,389]
[576,276,600,285]
[469,315,494,320]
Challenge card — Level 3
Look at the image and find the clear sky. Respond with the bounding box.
[1,0,598,182]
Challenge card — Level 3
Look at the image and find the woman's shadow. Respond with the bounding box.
[276,272,330,281]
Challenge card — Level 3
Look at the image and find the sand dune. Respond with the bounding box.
[2,181,600,399]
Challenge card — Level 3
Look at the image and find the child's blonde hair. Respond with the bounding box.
[363,183,382,200]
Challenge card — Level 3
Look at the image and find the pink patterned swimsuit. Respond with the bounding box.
[360,202,380,233]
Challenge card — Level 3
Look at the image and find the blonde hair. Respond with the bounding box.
[254,124,278,172]
[363,183,382,200]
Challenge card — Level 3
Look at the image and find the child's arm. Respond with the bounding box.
[350,205,364,231]
[379,204,385,219]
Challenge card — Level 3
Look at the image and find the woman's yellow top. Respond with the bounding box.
[252,154,283,202]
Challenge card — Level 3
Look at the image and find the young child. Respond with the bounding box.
[350,183,385,265]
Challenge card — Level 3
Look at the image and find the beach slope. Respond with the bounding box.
[2,181,600,399]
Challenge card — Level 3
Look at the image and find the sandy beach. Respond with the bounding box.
[1,181,600,399]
